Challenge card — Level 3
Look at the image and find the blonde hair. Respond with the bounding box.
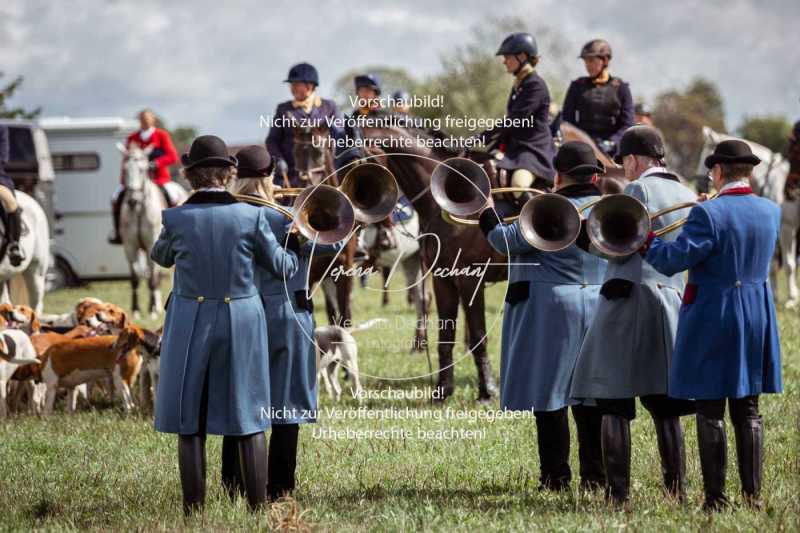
[228,175,275,201]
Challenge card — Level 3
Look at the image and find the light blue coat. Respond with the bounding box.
[645,190,782,399]
[571,172,697,400]
[255,205,343,424]
[486,190,607,412]
[151,191,299,435]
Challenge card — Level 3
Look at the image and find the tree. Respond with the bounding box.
[652,78,726,177]
[0,73,41,119]
[738,115,792,154]
[169,126,199,153]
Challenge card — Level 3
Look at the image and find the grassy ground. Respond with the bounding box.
[0,274,798,532]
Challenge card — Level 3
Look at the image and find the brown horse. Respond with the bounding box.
[360,126,506,401]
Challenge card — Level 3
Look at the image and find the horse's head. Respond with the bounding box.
[118,142,153,200]
[291,125,332,185]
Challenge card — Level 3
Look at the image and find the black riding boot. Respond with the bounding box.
[572,405,605,490]
[238,432,268,511]
[734,416,763,509]
[535,409,572,491]
[108,194,123,244]
[6,209,25,267]
[268,424,299,501]
[475,355,497,401]
[652,416,687,501]
[178,434,207,516]
[696,414,730,511]
[601,414,631,505]
[221,436,244,501]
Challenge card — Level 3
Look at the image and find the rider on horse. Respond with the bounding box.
[0,125,24,266]
[266,63,343,188]
[479,32,556,206]
[562,39,634,158]
[109,109,178,244]
[335,73,384,171]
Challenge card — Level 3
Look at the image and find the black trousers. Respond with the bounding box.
[268,424,300,499]
[696,395,759,422]
[596,394,696,421]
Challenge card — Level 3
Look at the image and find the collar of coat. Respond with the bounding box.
[184,190,238,205]
[717,186,753,197]
[554,182,602,198]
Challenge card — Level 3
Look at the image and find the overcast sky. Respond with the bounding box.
[1,0,797,144]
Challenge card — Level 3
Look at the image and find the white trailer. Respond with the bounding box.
[40,117,140,285]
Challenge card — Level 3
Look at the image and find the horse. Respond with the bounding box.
[358,206,431,352]
[698,126,799,308]
[0,192,50,314]
[117,143,187,319]
[290,124,358,327]
[359,126,507,401]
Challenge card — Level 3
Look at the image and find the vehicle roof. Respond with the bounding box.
[37,116,139,132]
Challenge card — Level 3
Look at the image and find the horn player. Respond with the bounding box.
[641,140,782,511]
[569,125,697,506]
[478,141,607,491]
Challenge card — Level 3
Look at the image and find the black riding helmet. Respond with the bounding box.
[284,63,319,86]
[496,32,538,60]
[579,39,612,60]
[354,73,381,95]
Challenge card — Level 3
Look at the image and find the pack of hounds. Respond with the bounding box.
[0,297,382,418]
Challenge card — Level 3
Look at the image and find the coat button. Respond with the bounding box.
[735,280,742,288]
[197,296,205,303]
[224,297,231,304]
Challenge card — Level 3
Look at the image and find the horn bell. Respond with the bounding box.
[586,194,650,257]
[340,163,400,223]
[519,194,582,252]
[294,185,356,244]
[431,157,490,216]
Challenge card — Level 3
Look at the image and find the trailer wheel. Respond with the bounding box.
[47,256,78,291]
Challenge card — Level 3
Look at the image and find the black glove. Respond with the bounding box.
[600,279,634,300]
[286,233,301,254]
[478,209,501,237]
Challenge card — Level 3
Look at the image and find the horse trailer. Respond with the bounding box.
[39,117,140,287]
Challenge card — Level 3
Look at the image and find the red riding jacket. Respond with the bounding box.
[122,128,178,186]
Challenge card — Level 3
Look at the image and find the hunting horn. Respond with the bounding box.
[339,162,400,224]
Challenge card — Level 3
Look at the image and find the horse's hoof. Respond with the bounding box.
[149,311,159,320]
[132,311,142,321]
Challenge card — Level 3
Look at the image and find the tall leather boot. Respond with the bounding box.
[268,424,299,501]
[475,355,497,401]
[5,208,25,267]
[601,414,631,505]
[238,432,268,511]
[652,416,687,502]
[108,195,123,245]
[572,405,605,490]
[535,409,572,491]
[696,414,730,511]
[178,434,207,516]
[221,436,244,501]
[734,416,763,509]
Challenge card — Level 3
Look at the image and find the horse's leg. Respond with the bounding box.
[458,282,496,402]
[321,278,338,325]
[130,268,141,320]
[432,277,458,399]
[336,276,353,329]
[148,258,162,319]
[404,257,427,353]
[783,219,799,308]
[381,266,390,307]
[22,256,46,316]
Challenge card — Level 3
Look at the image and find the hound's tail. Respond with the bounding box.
[346,318,387,335]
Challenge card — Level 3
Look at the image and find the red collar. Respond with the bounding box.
[717,186,753,197]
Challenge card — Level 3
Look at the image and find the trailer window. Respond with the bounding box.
[52,153,101,172]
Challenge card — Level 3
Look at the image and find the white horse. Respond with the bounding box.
[0,192,50,314]
[698,127,799,308]
[117,143,187,319]
[358,207,431,351]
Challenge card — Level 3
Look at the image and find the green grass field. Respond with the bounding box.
[0,275,798,532]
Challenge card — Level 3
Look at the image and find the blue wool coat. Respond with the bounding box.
[645,188,783,400]
[255,204,343,424]
[570,172,697,400]
[484,186,607,411]
[151,191,299,435]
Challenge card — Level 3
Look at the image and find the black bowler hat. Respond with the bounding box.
[236,145,273,178]
[614,125,665,164]
[181,135,237,169]
[554,141,605,176]
[704,139,761,168]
